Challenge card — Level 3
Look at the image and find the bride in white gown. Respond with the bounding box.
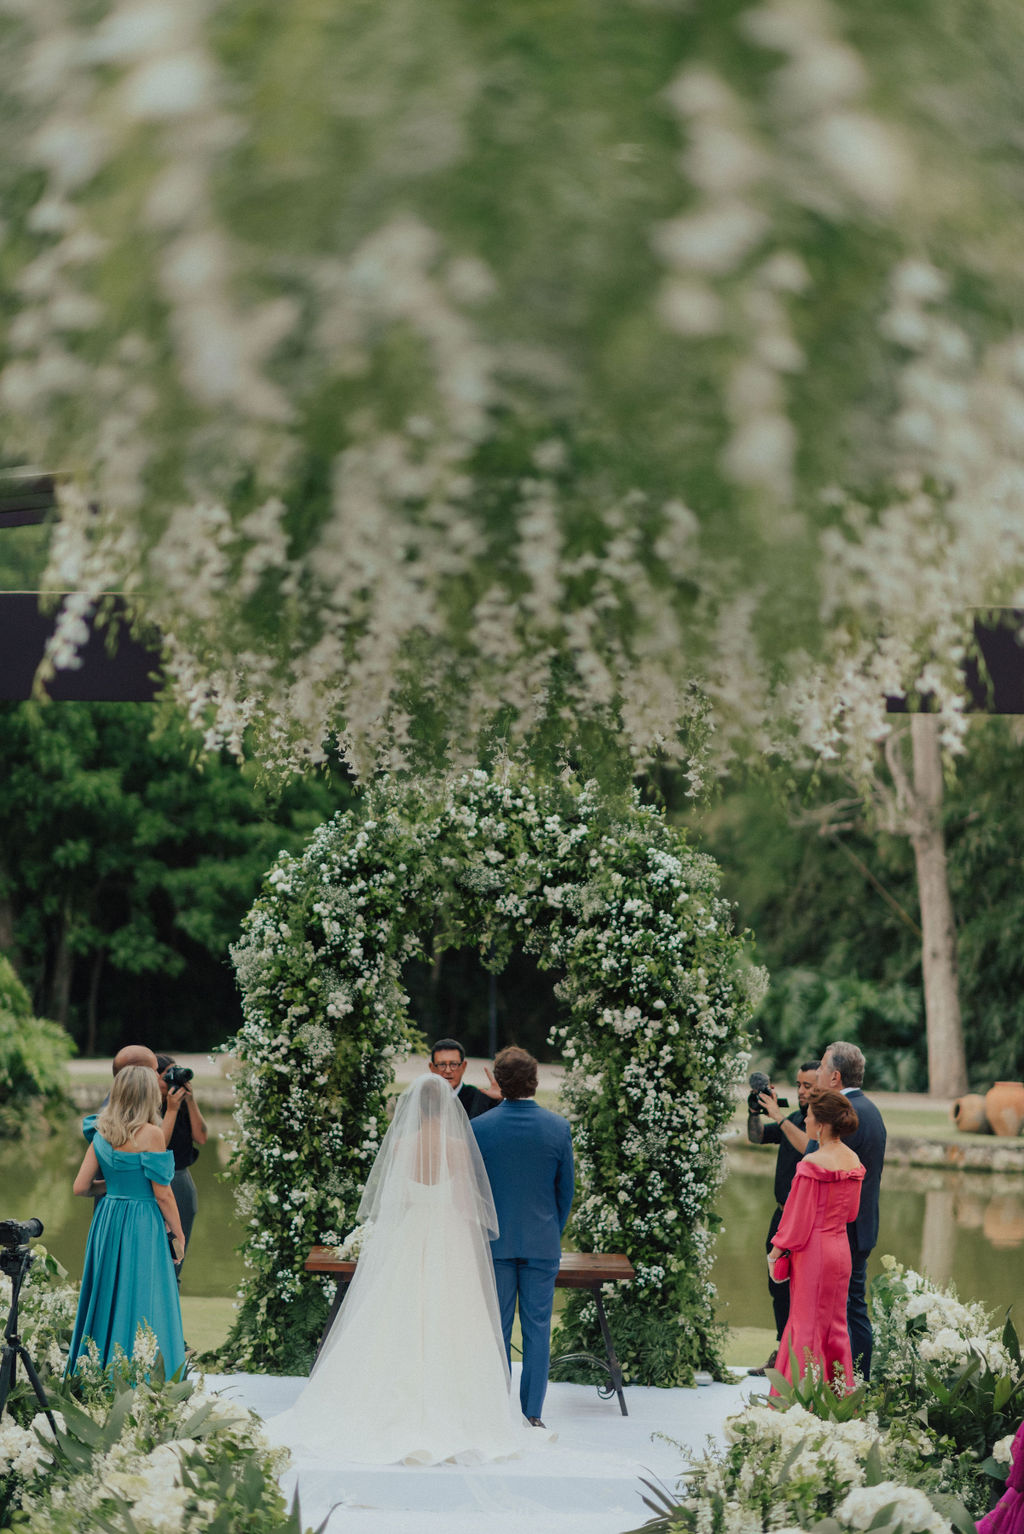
[268,1073,534,1465]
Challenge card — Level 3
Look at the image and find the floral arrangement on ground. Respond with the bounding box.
[635,1257,1023,1534]
[220,765,765,1383]
[0,1247,312,1534]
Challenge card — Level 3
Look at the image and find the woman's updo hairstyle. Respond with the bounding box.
[808,1087,859,1139]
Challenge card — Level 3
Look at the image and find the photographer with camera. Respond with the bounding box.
[745,1060,819,1376]
[156,1055,207,1278]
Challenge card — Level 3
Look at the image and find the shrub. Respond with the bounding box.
[0,958,74,1136]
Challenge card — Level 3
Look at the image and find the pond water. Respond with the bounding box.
[5,1126,1023,1329]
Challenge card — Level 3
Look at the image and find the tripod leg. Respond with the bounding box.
[16,1346,58,1436]
[0,1341,16,1418]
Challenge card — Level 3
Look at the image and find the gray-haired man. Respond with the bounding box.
[816,1041,887,1379]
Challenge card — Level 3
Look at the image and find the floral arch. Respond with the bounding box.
[220,769,764,1383]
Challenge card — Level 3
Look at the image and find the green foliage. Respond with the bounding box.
[0,956,31,1017]
[219,768,763,1383]
[947,720,1024,1085]
[0,701,354,1055]
[765,1350,869,1421]
[0,992,73,1137]
[687,717,1024,1092]
[755,971,924,1091]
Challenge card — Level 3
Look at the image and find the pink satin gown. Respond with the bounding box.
[977,1418,1024,1534]
[771,1159,866,1393]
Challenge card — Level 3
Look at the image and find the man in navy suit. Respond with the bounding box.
[816,1040,887,1380]
[472,1046,574,1428]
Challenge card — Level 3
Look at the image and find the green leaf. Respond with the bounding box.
[863,1439,886,1487]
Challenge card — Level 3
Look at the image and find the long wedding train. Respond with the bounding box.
[207,1366,758,1534]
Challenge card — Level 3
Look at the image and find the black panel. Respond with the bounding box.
[0,593,162,701]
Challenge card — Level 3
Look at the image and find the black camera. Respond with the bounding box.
[748,1071,789,1115]
[163,1064,194,1091]
[0,1218,43,1248]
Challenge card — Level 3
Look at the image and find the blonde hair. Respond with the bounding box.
[96,1065,162,1147]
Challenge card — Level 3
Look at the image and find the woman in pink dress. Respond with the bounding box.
[978,1420,1024,1534]
[768,1088,865,1393]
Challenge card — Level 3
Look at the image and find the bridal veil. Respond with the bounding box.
[269,1072,526,1464]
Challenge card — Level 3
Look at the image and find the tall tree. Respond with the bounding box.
[888,717,967,1098]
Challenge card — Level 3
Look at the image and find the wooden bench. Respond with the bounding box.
[305,1247,636,1415]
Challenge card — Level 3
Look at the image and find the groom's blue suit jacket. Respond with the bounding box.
[472,1100,574,1260]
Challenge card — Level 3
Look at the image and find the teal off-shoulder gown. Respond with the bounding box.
[67,1133,186,1378]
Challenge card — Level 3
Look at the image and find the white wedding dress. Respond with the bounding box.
[268,1075,533,1466]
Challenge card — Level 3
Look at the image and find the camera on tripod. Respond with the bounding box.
[0,1218,43,1246]
[163,1064,193,1091]
[748,1071,789,1115]
[0,1218,44,1282]
[0,1215,56,1433]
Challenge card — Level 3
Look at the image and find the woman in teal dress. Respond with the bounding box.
[68,1065,187,1378]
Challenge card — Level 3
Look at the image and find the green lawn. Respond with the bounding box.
[181,1296,237,1357]
[727,1102,960,1144]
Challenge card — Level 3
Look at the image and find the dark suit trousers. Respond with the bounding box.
[847,1247,872,1379]
[765,1206,790,1340]
[493,1257,560,1419]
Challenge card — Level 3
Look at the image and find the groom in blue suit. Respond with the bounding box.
[472,1046,574,1428]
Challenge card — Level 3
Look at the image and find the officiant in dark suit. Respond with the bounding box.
[428,1037,501,1120]
[472,1046,574,1428]
[816,1040,887,1379]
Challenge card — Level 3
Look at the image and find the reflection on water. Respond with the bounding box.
[0,1114,244,1299]
[714,1151,1024,1331]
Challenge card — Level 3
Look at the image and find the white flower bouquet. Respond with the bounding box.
[329,1222,374,1260]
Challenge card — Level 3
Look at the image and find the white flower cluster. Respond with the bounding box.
[0,1411,60,1480]
[837,1482,951,1534]
[872,1257,1013,1386]
[678,1400,957,1534]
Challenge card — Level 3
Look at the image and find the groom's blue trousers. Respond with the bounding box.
[493,1256,560,1419]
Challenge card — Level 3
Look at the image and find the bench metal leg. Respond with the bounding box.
[313,1278,349,1363]
[547,1286,629,1415]
[592,1286,628,1416]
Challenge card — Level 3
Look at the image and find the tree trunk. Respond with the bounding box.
[48,901,75,1027]
[909,715,968,1099]
[85,947,104,1058]
[919,1187,955,1284]
[0,852,19,966]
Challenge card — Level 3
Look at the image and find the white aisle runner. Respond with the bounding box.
[204,1367,760,1534]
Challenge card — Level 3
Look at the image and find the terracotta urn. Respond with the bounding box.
[951,1094,991,1134]
[984,1081,1024,1138]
